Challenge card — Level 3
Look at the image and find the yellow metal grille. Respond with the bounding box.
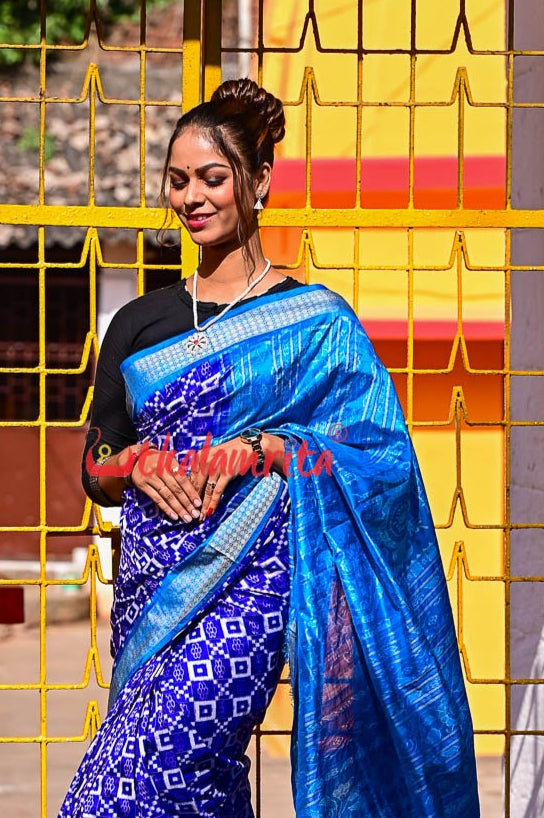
[0,1,542,816]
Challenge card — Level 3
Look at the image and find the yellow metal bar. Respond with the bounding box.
[37,224,48,817]
[3,204,544,229]
[406,229,415,431]
[304,71,315,209]
[203,0,222,100]
[503,219,513,818]
[138,3,147,207]
[182,0,202,111]
[181,0,203,277]
[87,64,98,205]
[354,4,363,208]
[136,228,146,295]
[457,72,466,208]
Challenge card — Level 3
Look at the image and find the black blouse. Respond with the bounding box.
[82,275,304,503]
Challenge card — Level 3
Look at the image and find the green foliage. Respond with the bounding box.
[0,1,163,69]
[16,126,56,163]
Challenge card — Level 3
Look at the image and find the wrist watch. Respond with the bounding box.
[240,427,265,470]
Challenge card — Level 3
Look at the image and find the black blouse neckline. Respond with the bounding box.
[176,275,301,315]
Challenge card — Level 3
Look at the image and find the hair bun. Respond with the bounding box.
[211,78,285,145]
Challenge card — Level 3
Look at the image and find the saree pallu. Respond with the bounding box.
[59,284,480,818]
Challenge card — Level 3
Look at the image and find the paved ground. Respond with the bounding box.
[0,621,503,817]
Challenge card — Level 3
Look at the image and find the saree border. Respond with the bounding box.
[108,471,284,707]
[120,284,348,416]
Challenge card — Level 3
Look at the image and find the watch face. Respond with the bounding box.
[240,426,262,442]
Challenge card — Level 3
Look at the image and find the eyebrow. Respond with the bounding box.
[169,162,231,174]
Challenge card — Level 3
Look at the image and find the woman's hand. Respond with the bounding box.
[188,432,286,520]
[128,447,202,522]
[98,433,285,522]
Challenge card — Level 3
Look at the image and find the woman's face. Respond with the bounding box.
[168,126,241,249]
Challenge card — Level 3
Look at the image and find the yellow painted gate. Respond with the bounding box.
[1,1,543,816]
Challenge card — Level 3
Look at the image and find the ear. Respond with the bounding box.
[254,163,272,198]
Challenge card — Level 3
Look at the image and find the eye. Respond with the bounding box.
[205,177,227,188]
[169,179,187,191]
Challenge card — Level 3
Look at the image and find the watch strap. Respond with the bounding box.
[240,427,265,470]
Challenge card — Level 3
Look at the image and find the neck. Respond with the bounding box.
[198,233,266,283]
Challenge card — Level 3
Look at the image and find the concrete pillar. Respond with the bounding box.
[509,2,544,814]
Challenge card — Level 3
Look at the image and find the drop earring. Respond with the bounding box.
[254,189,264,210]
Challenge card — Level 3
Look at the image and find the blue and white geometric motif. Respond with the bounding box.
[58,482,291,818]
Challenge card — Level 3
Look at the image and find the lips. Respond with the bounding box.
[185,213,214,229]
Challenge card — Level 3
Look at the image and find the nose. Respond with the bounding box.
[183,177,204,211]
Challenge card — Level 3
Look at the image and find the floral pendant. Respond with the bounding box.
[185,332,209,355]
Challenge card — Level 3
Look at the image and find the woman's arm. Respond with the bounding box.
[83,304,287,514]
[81,310,139,506]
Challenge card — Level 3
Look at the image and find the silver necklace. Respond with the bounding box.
[186,259,272,355]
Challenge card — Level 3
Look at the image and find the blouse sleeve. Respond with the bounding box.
[81,308,138,506]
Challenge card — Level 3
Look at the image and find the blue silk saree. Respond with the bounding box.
[59,284,480,818]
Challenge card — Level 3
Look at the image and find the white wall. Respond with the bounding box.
[510,2,544,813]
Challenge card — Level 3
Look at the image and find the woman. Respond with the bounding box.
[60,79,480,817]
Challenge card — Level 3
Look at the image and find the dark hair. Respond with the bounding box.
[159,78,285,267]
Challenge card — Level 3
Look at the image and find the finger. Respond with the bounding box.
[167,478,202,519]
[171,477,201,504]
[130,453,198,523]
[154,452,202,514]
[146,483,183,521]
[170,464,202,508]
[199,475,225,521]
[155,480,201,523]
[189,467,208,499]
[138,471,197,523]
